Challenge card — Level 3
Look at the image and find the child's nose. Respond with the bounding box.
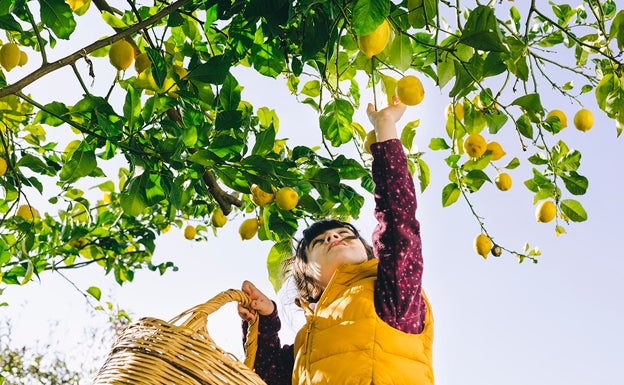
[325,232,341,242]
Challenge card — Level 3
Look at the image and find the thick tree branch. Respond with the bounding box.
[202,170,242,215]
[0,0,191,99]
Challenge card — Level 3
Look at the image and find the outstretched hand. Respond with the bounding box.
[237,280,275,322]
[366,96,407,142]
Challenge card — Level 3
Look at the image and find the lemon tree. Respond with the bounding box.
[0,0,622,295]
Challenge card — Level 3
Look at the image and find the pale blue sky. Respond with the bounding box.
[2,3,623,385]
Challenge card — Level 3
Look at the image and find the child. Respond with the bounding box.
[238,98,434,385]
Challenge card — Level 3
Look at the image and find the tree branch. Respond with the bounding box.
[0,0,191,98]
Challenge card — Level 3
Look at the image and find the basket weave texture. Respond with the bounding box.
[92,289,267,385]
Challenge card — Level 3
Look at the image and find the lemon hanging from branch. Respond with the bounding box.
[396,75,425,106]
[109,40,134,71]
[358,19,391,58]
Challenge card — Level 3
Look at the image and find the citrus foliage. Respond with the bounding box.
[0,0,623,293]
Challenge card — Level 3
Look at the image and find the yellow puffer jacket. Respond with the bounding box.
[292,259,434,385]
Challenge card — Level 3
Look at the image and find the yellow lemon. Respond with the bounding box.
[275,187,299,211]
[18,51,27,67]
[358,19,391,58]
[0,158,7,176]
[546,109,567,129]
[251,184,275,207]
[162,224,171,233]
[474,233,492,259]
[16,204,39,221]
[109,40,135,71]
[536,200,556,223]
[239,218,259,240]
[134,52,150,74]
[0,43,21,72]
[494,172,512,191]
[184,224,197,240]
[211,208,227,228]
[363,130,376,154]
[463,133,487,158]
[445,103,464,121]
[396,75,425,106]
[67,0,87,11]
[573,108,594,132]
[486,141,506,161]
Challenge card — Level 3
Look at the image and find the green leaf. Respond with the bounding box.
[460,5,507,52]
[40,0,76,39]
[595,73,624,131]
[515,114,534,139]
[59,149,97,183]
[560,199,587,222]
[560,171,588,195]
[252,125,276,156]
[415,158,430,193]
[388,34,413,72]
[400,119,419,151]
[429,137,450,150]
[407,0,437,29]
[87,286,102,300]
[251,40,285,78]
[351,0,390,36]
[187,54,231,85]
[267,240,292,291]
[219,73,242,111]
[609,10,624,50]
[0,14,22,32]
[511,93,543,117]
[319,99,354,146]
[485,111,508,134]
[301,7,331,61]
[442,182,460,207]
[505,157,520,170]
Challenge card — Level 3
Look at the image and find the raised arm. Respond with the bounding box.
[367,99,426,334]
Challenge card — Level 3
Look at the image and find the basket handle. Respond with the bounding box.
[167,289,260,370]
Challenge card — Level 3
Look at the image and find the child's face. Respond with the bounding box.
[306,227,369,288]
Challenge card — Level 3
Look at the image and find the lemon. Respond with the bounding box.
[573,108,594,132]
[486,141,506,161]
[445,103,464,121]
[275,187,299,211]
[239,218,259,240]
[358,19,391,58]
[109,40,135,71]
[494,172,512,191]
[463,133,487,158]
[474,233,492,259]
[363,130,376,153]
[162,224,171,233]
[16,204,39,221]
[18,51,27,67]
[396,75,425,106]
[211,208,227,228]
[0,43,21,72]
[134,52,150,74]
[67,0,87,11]
[251,184,275,207]
[536,200,556,223]
[184,224,197,240]
[546,109,567,129]
[0,158,7,176]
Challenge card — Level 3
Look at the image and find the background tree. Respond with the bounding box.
[0,0,622,296]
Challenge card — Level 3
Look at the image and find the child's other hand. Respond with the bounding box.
[237,280,275,322]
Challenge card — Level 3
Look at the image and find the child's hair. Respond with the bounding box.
[284,219,375,302]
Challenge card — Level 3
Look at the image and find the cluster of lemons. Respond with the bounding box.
[0,42,28,72]
[181,186,300,241]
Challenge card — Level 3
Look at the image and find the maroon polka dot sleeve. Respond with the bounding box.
[370,138,426,334]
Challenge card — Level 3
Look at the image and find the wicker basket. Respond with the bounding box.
[92,289,267,385]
